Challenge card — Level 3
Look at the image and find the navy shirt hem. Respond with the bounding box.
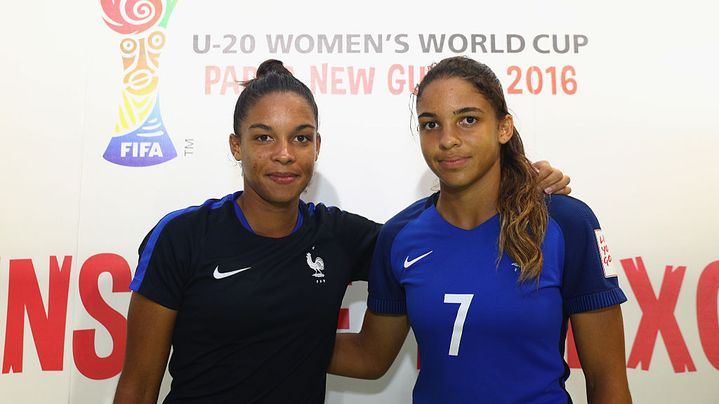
[565,287,627,315]
[367,297,406,314]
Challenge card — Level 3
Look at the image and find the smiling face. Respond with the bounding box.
[417,77,513,195]
[229,91,321,207]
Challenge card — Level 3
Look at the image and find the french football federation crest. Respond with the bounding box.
[306,246,325,283]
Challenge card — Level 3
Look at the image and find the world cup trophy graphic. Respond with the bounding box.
[101,0,178,166]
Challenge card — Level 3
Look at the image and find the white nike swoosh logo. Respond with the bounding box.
[213,266,252,279]
[403,251,433,269]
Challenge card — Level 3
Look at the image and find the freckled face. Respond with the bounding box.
[230,92,320,207]
[417,77,512,194]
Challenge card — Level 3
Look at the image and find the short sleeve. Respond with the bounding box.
[326,207,381,282]
[129,211,194,310]
[547,196,627,315]
[367,222,407,314]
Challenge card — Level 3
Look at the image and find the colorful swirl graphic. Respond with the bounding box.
[102,0,177,167]
[101,0,163,35]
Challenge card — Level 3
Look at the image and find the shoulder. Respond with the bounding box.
[145,193,237,243]
[545,197,625,310]
[303,201,380,230]
[378,194,434,243]
[545,194,601,233]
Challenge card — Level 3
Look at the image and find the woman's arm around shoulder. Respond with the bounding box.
[113,292,177,404]
[532,160,571,195]
[571,305,632,404]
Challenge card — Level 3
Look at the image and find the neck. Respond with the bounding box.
[237,190,299,238]
[436,161,501,230]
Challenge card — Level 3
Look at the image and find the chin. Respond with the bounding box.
[267,191,302,205]
[264,185,308,205]
[437,172,469,187]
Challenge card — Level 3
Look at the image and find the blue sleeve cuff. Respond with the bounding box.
[367,295,407,315]
[565,287,627,315]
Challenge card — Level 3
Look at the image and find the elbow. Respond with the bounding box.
[339,357,392,380]
[114,377,160,404]
[362,358,394,380]
[114,388,157,404]
[331,331,402,379]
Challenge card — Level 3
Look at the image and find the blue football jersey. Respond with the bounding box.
[368,193,627,404]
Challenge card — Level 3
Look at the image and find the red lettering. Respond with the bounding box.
[346,67,375,95]
[330,66,346,95]
[387,64,404,95]
[72,253,131,380]
[697,260,719,370]
[220,66,240,96]
[204,65,220,95]
[387,64,428,95]
[622,257,696,372]
[310,64,328,94]
[309,64,374,95]
[2,256,72,373]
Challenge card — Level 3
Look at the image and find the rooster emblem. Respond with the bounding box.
[306,248,325,278]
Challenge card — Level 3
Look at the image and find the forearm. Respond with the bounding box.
[572,306,631,404]
[113,377,162,404]
[114,293,175,404]
[586,376,632,404]
[328,310,409,379]
[328,333,386,379]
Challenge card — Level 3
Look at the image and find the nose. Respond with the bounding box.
[273,139,295,164]
[438,126,460,150]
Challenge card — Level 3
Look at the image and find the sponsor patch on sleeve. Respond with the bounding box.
[594,229,617,278]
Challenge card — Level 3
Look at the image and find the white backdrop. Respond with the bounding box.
[1,0,718,402]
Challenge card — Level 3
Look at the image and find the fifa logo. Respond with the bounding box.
[101,0,178,166]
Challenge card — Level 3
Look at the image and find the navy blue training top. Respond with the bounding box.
[130,191,380,403]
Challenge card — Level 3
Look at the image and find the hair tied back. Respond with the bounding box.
[256,59,292,78]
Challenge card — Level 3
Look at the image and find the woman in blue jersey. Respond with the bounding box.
[329,56,631,403]
[113,59,571,404]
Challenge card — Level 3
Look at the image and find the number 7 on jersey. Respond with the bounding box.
[444,294,474,356]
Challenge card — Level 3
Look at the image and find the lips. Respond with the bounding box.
[438,156,469,169]
[268,172,300,184]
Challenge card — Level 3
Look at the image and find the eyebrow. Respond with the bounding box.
[417,112,436,120]
[454,107,485,115]
[417,107,485,120]
[248,123,316,131]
